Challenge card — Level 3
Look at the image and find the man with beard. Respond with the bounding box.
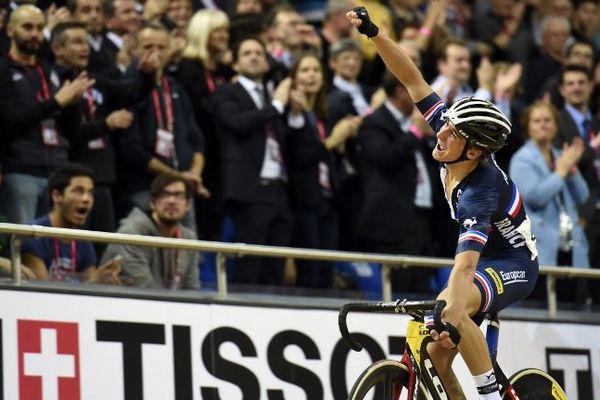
[21,163,122,284]
[0,5,94,225]
[100,173,200,289]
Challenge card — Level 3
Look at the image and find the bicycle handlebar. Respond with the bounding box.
[338,299,446,352]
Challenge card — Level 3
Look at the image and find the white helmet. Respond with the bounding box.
[446,97,511,153]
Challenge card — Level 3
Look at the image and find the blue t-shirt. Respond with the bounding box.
[21,215,97,281]
[416,93,538,262]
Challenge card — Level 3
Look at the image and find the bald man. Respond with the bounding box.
[0,5,95,225]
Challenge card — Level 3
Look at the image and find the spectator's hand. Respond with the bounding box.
[143,0,168,21]
[347,7,379,38]
[298,23,321,49]
[423,0,446,28]
[46,3,71,33]
[180,171,211,198]
[137,48,162,74]
[54,72,96,107]
[116,34,136,69]
[273,77,293,106]
[21,265,37,280]
[370,87,387,109]
[476,57,494,92]
[289,86,308,114]
[494,63,522,99]
[556,137,585,177]
[475,41,494,58]
[331,115,362,144]
[96,255,122,285]
[106,109,134,130]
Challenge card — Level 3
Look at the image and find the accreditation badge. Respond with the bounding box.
[41,119,59,146]
[155,128,174,158]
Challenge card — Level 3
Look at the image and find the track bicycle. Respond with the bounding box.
[338,299,568,399]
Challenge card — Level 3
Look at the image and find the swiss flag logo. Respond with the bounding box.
[18,320,81,400]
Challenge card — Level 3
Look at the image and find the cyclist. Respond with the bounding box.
[347,7,539,400]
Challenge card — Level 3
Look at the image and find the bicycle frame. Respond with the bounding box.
[339,299,522,400]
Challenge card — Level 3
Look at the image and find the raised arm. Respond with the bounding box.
[347,7,433,103]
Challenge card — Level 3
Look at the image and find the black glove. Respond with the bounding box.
[430,300,462,347]
[353,7,379,38]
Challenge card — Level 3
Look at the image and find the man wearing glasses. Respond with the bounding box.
[101,173,200,289]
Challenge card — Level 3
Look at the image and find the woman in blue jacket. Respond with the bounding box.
[509,101,589,301]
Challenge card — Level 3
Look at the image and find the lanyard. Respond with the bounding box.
[152,77,173,132]
[9,55,51,102]
[85,88,96,120]
[205,69,217,93]
[53,239,77,275]
[32,64,51,102]
[316,119,327,141]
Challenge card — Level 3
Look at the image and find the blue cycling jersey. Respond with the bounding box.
[416,93,540,314]
[416,92,538,263]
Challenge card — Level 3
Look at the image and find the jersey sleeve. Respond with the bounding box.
[415,92,447,133]
[456,184,500,254]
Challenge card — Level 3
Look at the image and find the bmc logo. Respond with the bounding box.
[17,320,80,400]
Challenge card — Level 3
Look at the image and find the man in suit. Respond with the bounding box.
[557,64,600,305]
[356,73,433,294]
[326,37,369,251]
[213,36,293,285]
[67,0,118,75]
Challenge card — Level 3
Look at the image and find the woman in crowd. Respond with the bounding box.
[286,52,360,288]
[176,9,233,240]
[509,101,590,302]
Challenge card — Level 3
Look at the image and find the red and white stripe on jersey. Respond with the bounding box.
[505,184,523,218]
[458,230,488,245]
[422,100,444,123]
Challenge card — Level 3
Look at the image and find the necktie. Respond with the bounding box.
[255,86,266,109]
[582,118,591,142]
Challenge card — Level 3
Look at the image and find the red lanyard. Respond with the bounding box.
[32,64,51,102]
[205,69,216,93]
[152,77,173,132]
[53,239,77,274]
[9,55,51,102]
[316,119,327,141]
[85,88,96,120]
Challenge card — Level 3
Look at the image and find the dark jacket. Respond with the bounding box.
[57,66,154,184]
[287,112,336,210]
[2,57,78,176]
[118,76,205,193]
[213,81,288,203]
[356,105,422,243]
[556,108,600,222]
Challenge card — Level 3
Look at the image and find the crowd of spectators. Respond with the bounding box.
[0,0,599,305]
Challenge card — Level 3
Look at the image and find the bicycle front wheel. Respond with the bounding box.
[348,359,409,400]
[503,368,568,400]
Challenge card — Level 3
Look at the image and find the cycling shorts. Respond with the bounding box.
[472,256,538,321]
